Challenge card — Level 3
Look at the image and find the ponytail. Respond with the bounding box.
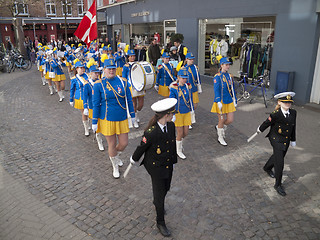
[145,113,166,131]
[274,103,281,111]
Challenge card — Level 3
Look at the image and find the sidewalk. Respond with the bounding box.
[0,68,319,239]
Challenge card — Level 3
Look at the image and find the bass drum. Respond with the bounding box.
[130,61,156,92]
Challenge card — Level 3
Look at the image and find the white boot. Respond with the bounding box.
[53,84,58,93]
[176,140,186,159]
[88,118,91,130]
[83,120,90,136]
[116,152,123,167]
[110,156,120,178]
[49,85,54,95]
[58,91,63,102]
[134,118,139,128]
[217,127,227,146]
[223,125,227,138]
[42,77,46,86]
[136,111,140,123]
[95,133,104,151]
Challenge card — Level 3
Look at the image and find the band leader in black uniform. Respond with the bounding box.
[257,92,297,196]
[130,98,178,237]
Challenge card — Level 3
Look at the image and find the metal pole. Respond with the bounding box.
[63,0,68,43]
[33,22,36,41]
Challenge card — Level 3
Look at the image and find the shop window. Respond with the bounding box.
[203,16,275,78]
[45,0,56,16]
[14,0,29,16]
[78,0,84,15]
[61,0,72,15]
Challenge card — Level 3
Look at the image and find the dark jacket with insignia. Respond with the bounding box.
[132,122,177,179]
[259,108,296,151]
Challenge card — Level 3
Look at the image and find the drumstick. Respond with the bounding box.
[247,132,258,143]
[123,163,132,178]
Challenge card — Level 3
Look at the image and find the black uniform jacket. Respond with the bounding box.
[132,122,177,179]
[259,108,297,151]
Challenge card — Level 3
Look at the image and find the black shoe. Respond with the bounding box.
[274,185,286,196]
[157,223,171,237]
[264,169,275,178]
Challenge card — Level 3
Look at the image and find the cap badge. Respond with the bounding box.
[287,95,291,100]
[156,147,161,154]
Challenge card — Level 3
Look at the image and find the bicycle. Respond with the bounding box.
[5,49,32,73]
[235,72,269,108]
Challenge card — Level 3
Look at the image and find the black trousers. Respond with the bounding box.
[151,176,172,224]
[264,146,288,187]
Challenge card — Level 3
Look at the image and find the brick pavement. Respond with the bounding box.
[0,67,319,239]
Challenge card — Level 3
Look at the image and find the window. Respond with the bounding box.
[97,0,103,7]
[14,0,29,16]
[45,0,56,16]
[61,0,72,15]
[87,0,93,9]
[78,0,84,15]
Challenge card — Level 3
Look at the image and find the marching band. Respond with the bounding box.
[34,40,297,237]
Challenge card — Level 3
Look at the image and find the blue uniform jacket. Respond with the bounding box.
[50,59,64,75]
[83,79,95,110]
[92,76,135,124]
[213,72,237,104]
[169,83,193,114]
[185,64,201,93]
[114,51,126,68]
[156,63,176,87]
[70,73,89,102]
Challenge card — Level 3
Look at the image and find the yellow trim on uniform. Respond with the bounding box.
[66,62,71,67]
[39,65,43,72]
[211,102,236,114]
[97,119,129,136]
[158,85,170,97]
[45,71,52,80]
[116,67,123,76]
[192,91,199,104]
[53,74,66,82]
[89,109,93,119]
[174,112,191,127]
[74,98,84,109]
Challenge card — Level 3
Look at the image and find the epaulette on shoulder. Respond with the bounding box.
[71,76,76,80]
[230,74,234,78]
[120,77,127,82]
[146,125,155,133]
[271,109,279,114]
[171,83,178,89]
[125,63,129,67]
[158,65,163,69]
[214,73,221,77]
[186,83,192,89]
[94,79,102,84]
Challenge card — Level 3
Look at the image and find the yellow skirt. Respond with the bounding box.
[44,72,52,80]
[74,98,84,110]
[53,74,66,82]
[211,102,236,114]
[175,112,191,127]
[66,62,71,67]
[89,109,93,119]
[97,119,129,136]
[158,85,170,97]
[192,92,199,104]
[116,67,123,76]
[39,65,43,72]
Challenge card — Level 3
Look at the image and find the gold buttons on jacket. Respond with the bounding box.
[284,143,287,145]
[286,136,288,139]
[167,150,169,153]
[286,130,289,132]
[153,162,155,165]
[167,159,170,162]
[166,166,169,169]
[166,141,169,144]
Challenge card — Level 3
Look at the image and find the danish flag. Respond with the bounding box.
[74,0,97,47]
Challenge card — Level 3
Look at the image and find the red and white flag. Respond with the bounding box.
[74,0,97,47]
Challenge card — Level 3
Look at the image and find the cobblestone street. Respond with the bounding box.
[0,67,319,240]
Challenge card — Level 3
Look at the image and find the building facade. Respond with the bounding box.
[97,0,320,105]
[0,0,85,45]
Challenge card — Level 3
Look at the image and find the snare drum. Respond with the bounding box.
[130,61,156,92]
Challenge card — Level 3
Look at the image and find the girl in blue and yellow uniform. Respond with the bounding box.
[92,58,135,179]
[169,67,193,159]
[36,46,46,86]
[114,43,126,76]
[42,50,55,95]
[211,57,237,146]
[185,52,202,109]
[50,49,66,102]
[83,59,105,151]
[122,49,145,128]
[70,59,90,136]
[155,52,176,97]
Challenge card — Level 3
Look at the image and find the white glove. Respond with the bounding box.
[172,115,176,122]
[92,124,97,132]
[217,102,223,111]
[99,67,103,71]
[130,156,138,166]
[290,141,296,147]
[197,84,202,94]
[233,100,237,108]
[69,101,74,107]
[131,118,136,125]
[83,108,89,116]
[257,126,261,134]
[154,85,159,92]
